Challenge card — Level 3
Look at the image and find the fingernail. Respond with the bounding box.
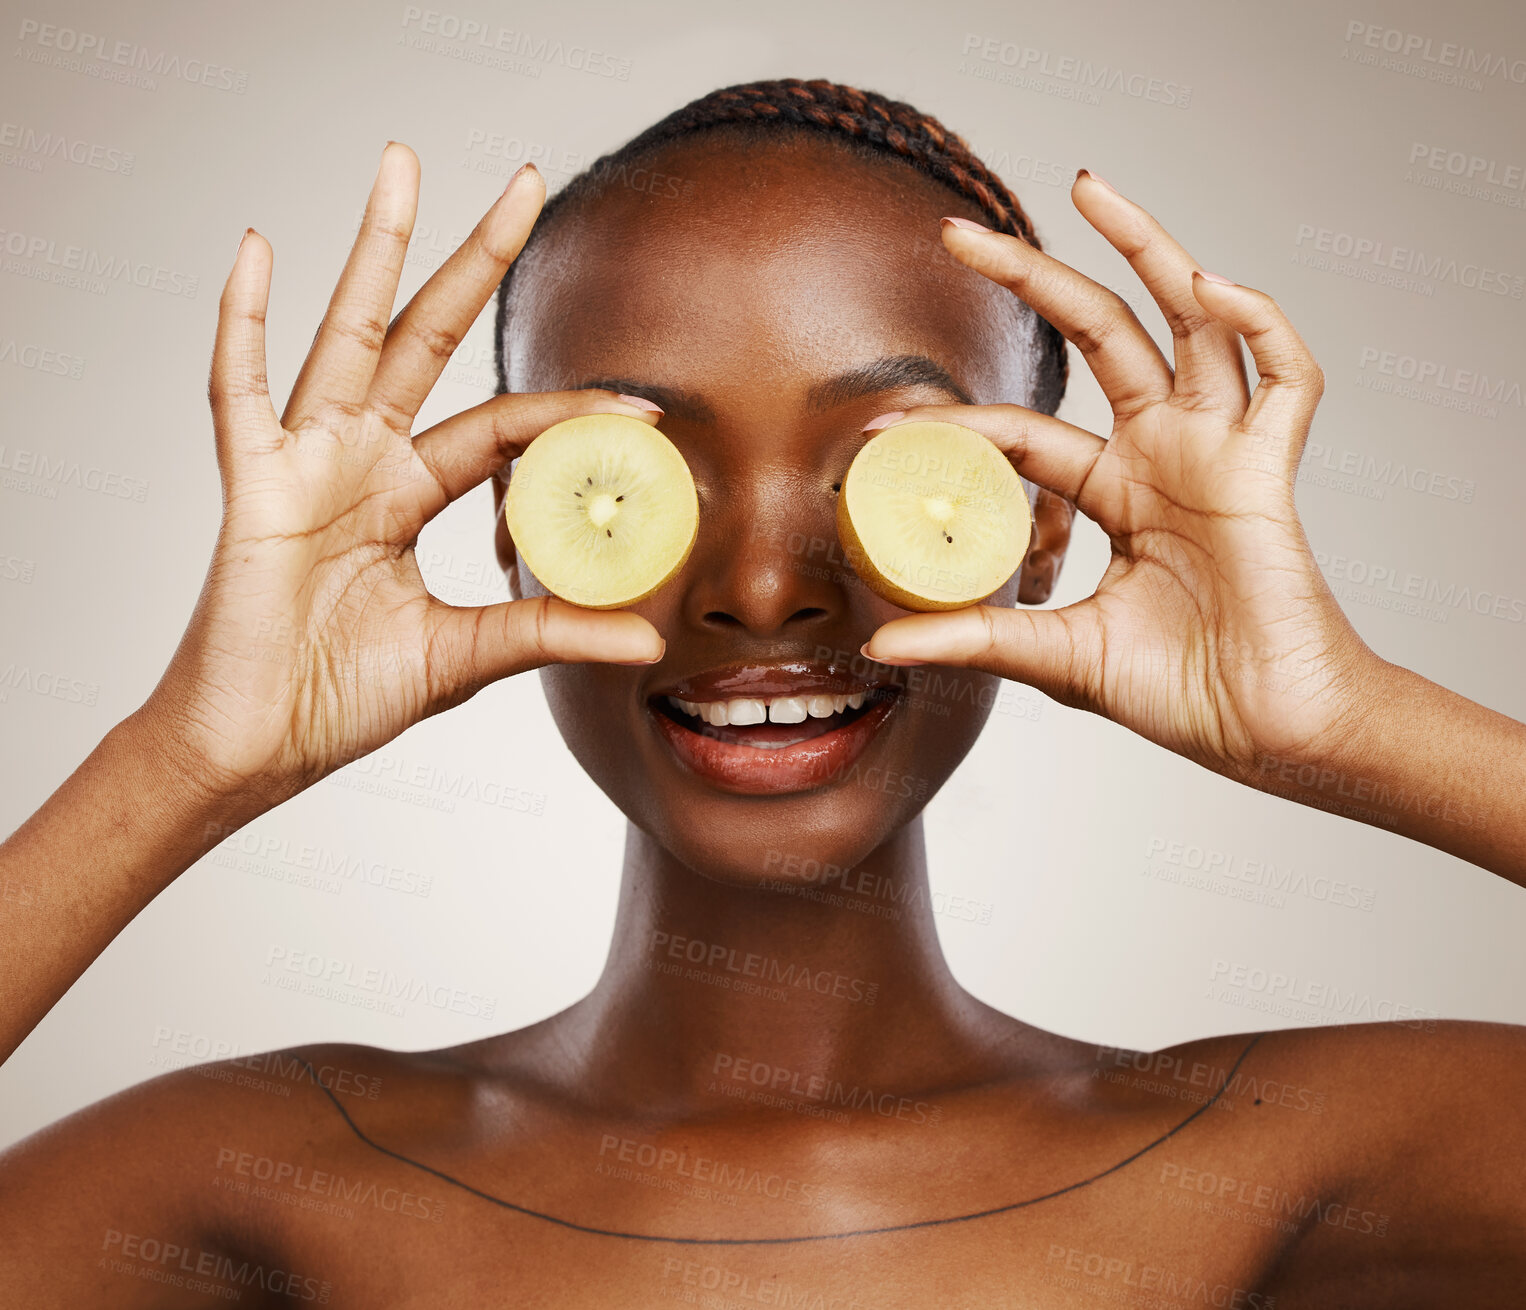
[860,642,923,667]
[617,642,665,665]
[1075,168,1117,193]
[862,411,905,432]
[505,161,540,193]
[1194,270,1237,285]
[235,227,252,259]
[941,216,991,233]
[617,393,664,414]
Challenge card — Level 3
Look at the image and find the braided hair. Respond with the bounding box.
[495,77,1068,415]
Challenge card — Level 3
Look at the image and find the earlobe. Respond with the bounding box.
[1016,488,1075,606]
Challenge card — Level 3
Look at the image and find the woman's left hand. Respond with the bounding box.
[860,171,1379,789]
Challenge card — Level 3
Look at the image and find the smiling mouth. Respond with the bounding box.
[645,677,904,795]
[651,689,890,748]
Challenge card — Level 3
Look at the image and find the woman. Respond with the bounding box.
[1,79,1523,1305]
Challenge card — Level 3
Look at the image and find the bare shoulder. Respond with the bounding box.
[0,1039,470,1302]
[1160,1020,1526,1287]
[1121,1017,1526,1154]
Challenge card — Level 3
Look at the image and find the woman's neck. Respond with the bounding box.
[561,815,1018,1118]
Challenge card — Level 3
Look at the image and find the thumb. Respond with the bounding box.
[862,605,1088,705]
[431,595,664,697]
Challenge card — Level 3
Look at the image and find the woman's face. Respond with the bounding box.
[497,132,1067,886]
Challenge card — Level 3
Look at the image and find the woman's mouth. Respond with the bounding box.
[646,669,902,796]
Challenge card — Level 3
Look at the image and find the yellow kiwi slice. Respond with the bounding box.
[837,421,1031,611]
[504,413,698,610]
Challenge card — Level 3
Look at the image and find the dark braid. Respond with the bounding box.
[495,77,1068,413]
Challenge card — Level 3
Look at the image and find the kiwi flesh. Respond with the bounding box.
[504,413,698,610]
[836,420,1031,611]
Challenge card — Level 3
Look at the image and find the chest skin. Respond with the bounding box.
[184,1038,1397,1309]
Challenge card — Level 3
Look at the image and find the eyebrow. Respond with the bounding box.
[576,354,973,424]
[805,354,974,412]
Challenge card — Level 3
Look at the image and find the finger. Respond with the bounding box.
[1070,171,1250,416]
[208,229,280,456]
[862,603,1097,710]
[1190,274,1325,475]
[402,389,664,526]
[863,404,1110,528]
[940,219,1173,419]
[428,595,664,700]
[282,142,419,429]
[367,164,546,429]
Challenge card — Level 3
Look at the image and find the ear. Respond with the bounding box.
[1015,487,1074,606]
[492,475,522,600]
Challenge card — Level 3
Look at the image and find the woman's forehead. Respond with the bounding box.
[503,134,1033,405]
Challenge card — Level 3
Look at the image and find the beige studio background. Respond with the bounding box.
[1,0,1523,1147]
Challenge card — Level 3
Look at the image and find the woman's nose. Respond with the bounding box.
[679,484,845,636]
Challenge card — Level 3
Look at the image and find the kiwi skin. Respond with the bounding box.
[834,426,1031,612]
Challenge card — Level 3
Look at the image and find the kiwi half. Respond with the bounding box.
[504,413,698,610]
[837,420,1031,611]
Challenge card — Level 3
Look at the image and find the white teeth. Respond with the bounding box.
[667,689,875,728]
[726,698,767,726]
[768,697,809,724]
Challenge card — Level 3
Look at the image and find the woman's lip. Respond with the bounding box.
[653,659,888,702]
[649,692,900,796]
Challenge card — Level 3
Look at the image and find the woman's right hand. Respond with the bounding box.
[142,143,665,808]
